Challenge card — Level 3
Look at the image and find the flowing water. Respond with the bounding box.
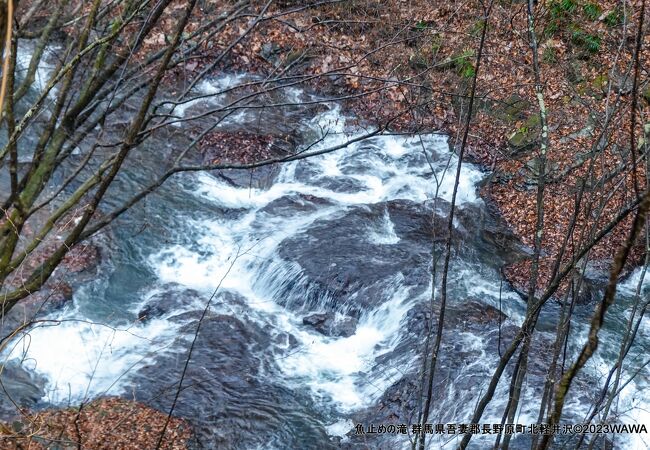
[1,71,649,449]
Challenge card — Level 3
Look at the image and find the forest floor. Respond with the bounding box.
[0,397,191,449]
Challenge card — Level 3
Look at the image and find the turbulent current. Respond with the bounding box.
[2,73,649,449]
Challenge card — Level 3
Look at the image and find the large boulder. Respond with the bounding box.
[137,285,204,322]
[276,200,450,313]
[127,312,335,450]
[275,197,529,315]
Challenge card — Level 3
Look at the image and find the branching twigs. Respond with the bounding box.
[13,0,67,102]
[77,111,403,242]
[456,178,647,449]
[415,2,494,449]
[0,0,428,317]
[155,244,240,449]
[0,0,196,312]
[494,1,549,447]
[537,2,647,448]
[0,0,145,163]
[538,183,650,450]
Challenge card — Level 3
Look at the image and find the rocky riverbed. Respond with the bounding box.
[0,74,648,450]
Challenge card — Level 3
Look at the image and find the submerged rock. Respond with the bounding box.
[277,200,446,312]
[137,285,203,322]
[302,312,358,337]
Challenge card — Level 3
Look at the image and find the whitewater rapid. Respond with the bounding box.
[3,75,649,449]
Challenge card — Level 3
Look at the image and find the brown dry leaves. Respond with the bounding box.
[199,131,284,164]
[0,398,191,449]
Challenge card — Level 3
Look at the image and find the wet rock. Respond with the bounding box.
[456,201,530,266]
[573,278,601,305]
[214,165,281,190]
[271,331,299,350]
[387,200,448,243]
[128,312,335,450]
[277,197,527,314]
[277,200,444,311]
[137,285,203,322]
[0,362,47,419]
[302,312,358,337]
[303,312,330,327]
[61,243,100,273]
[315,176,367,193]
[46,282,74,310]
[343,299,512,449]
[570,260,608,305]
[334,317,357,337]
[259,193,334,217]
[445,299,507,330]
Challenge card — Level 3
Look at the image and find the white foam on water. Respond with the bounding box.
[278,284,416,411]
[15,41,59,96]
[609,374,650,450]
[193,174,304,209]
[368,208,400,245]
[452,266,525,325]
[197,74,248,93]
[326,419,354,438]
[313,104,347,135]
[2,82,490,424]
[4,307,180,403]
[383,135,410,158]
[618,265,650,295]
[582,353,650,450]
[169,73,249,122]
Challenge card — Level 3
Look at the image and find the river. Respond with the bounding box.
[1,68,649,449]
